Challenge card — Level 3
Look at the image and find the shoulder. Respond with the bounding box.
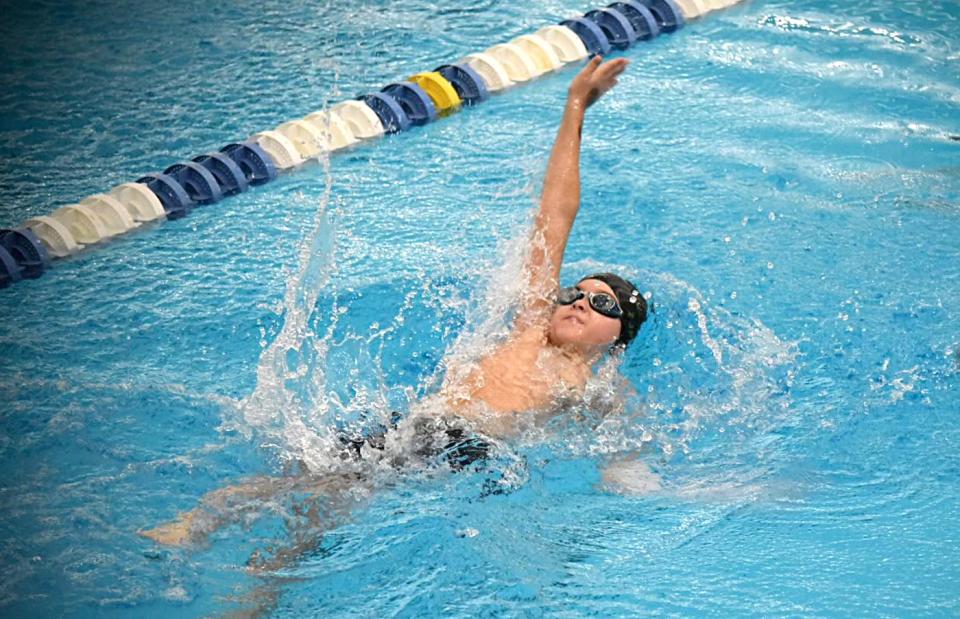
[510,324,549,348]
[477,325,547,368]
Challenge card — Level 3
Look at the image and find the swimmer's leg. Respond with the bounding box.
[245,473,374,573]
[139,475,291,546]
[220,477,379,618]
[140,472,370,547]
[138,508,201,546]
[220,580,287,619]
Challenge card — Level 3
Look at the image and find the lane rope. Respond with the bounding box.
[1,0,746,288]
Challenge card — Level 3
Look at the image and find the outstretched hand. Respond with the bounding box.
[567,55,629,109]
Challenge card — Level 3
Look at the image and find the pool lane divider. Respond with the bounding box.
[1,0,746,289]
[410,72,463,112]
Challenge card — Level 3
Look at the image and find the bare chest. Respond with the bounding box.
[451,334,589,415]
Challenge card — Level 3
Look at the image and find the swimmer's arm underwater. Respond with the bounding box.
[521,56,629,321]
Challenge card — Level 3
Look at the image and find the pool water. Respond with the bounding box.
[1,0,958,616]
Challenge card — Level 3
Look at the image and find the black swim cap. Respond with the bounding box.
[579,272,648,348]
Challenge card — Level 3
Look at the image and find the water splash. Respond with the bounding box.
[236,143,343,472]
[545,261,799,477]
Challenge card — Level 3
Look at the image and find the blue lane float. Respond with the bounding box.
[585,8,641,49]
[136,173,194,220]
[0,245,21,287]
[607,2,662,40]
[5,0,751,289]
[192,151,249,196]
[359,92,412,134]
[0,228,49,280]
[435,64,490,104]
[633,0,685,32]
[560,17,614,56]
[381,82,438,126]
[220,142,278,186]
[164,161,224,205]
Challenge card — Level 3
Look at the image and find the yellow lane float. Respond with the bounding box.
[408,72,462,113]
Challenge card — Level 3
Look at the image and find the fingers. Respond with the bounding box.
[581,55,603,74]
[582,56,628,77]
[570,55,628,105]
[597,58,629,78]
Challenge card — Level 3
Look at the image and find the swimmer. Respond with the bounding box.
[429,54,646,437]
[142,55,649,561]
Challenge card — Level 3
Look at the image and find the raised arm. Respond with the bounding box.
[520,56,629,322]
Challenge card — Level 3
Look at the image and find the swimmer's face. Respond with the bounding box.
[547,278,622,350]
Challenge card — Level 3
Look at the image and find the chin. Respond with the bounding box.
[548,322,586,348]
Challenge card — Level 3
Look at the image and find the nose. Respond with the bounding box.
[572,296,590,313]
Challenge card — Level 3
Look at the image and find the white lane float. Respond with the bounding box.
[535,25,589,62]
[689,0,712,17]
[276,119,329,159]
[304,109,360,149]
[22,216,81,258]
[251,130,304,169]
[329,101,383,139]
[672,0,699,18]
[511,34,563,73]
[671,0,694,17]
[110,182,166,223]
[2,1,715,288]
[460,53,514,92]
[80,194,138,234]
[485,43,541,81]
[51,204,111,244]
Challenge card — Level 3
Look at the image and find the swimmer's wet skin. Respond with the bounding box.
[142,56,655,579]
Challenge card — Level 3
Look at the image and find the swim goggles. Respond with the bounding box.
[555,286,623,319]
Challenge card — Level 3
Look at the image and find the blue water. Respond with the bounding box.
[1,0,959,616]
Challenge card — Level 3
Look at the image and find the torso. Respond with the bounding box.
[434,326,593,437]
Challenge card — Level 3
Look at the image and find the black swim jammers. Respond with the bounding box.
[337,413,493,471]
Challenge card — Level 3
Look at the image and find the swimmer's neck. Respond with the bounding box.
[543,331,608,369]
